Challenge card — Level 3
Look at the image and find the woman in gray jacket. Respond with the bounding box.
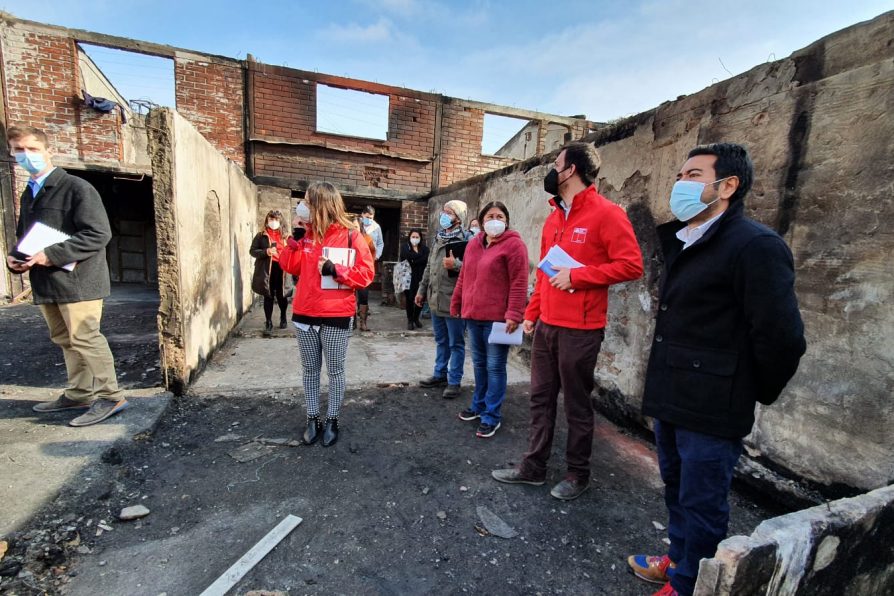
[415,199,470,399]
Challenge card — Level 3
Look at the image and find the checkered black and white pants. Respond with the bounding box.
[295,323,352,419]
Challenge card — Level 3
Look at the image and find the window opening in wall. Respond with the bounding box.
[316,84,389,140]
[78,44,175,114]
[482,113,535,158]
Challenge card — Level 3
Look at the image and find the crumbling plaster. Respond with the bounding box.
[148,109,256,392]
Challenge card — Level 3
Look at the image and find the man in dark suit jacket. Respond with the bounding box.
[6,126,128,427]
[627,143,806,596]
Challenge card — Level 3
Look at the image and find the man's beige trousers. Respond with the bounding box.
[39,299,122,403]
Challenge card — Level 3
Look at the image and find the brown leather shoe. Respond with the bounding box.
[550,477,590,501]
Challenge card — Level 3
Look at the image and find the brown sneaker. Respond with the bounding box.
[627,554,677,584]
[69,398,130,427]
[491,468,545,486]
[32,395,91,413]
[549,477,589,501]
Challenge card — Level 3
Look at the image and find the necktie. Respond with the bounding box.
[28,180,39,198]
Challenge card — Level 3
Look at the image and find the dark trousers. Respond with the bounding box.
[356,288,369,306]
[520,322,604,482]
[655,420,743,596]
[263,263,287,322]
[404,280,421,322]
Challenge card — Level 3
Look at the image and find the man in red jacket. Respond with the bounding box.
[492,141,643,500]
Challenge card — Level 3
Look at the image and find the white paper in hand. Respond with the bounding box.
[17,222,76,271]
[488,322,524,345]
[320,246,356,290]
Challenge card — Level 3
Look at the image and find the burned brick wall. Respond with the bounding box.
[0,20,128,170]
[246,62,590,200]
[174,53,244,167]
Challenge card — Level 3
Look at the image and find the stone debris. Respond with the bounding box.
[476,506,517,539]
[459,486,469,492]
[0,541,6,562]
[214,433,242,443]
[652,521,666,531]
[119,505,151,521]
[436,511,447,521]
[258,437,301,447]
[228,442,273,463]
[97,523,113,532]
[422,487,430,495]
[245,591,288,596]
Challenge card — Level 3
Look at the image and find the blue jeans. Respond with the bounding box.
[431,312,465,385]
[655,420,743,596]
[466,320,510,426]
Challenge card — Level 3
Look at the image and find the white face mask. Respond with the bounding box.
[295,202,311,221]
[410,237,420,246]
[484,220,506,237]
[267,220,281,230]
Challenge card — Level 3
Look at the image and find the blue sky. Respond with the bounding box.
[4,0,891,139]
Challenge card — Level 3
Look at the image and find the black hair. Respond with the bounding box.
[560,141,601,186]
[407,227,426,247]
[478,201,510,228]
[362,205,375,216]
[687,143,754,203]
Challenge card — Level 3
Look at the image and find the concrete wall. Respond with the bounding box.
[427,11,894,494]
[695,484,894,595]
[148,109,256,393]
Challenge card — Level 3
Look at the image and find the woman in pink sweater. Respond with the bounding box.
[450,201,529,438]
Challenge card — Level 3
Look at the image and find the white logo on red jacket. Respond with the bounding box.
[571,227,588,243]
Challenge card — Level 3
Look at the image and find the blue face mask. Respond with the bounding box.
[361,217,371,226]
[15,151,47,176]
[668,178,727,222]
[439,213,454,229]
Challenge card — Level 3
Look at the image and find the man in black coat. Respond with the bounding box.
[6,126,128,427]
[627,143,806,596]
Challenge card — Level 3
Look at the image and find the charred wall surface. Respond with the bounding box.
[428,12,894,494]
[147,109,256,392]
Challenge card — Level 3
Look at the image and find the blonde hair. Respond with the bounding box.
[305,182,357,243]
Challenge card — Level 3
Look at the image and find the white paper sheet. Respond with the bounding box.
[16,221,76,271]
[488,321,524,345]
[321,246,356,290]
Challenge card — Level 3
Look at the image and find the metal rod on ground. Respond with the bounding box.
[199,514,302,596]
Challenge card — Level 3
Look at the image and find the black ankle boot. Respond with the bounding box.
[322,417,339,447]
[407,321,415,331]
[302,416,322,445]
[263,320,273,337]
[279,311,288,329]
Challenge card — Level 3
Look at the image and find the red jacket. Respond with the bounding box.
[525,185,643,329]
[450,229,528,323]
[278,224,375,318]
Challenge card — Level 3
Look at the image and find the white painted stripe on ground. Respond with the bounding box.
[199,514,303,596]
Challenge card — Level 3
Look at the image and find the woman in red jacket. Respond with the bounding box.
[450,201,528,438]
[278,182,375,447]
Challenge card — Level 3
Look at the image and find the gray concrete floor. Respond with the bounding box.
[0,284,170,536]
[192,295,530,395]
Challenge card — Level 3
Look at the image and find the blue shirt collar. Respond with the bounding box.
[29,167,56,196]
